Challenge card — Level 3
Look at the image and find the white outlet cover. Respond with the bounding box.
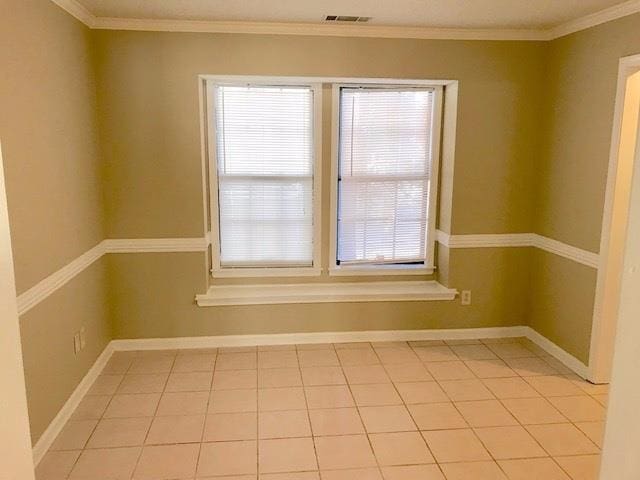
[461,290,472,305]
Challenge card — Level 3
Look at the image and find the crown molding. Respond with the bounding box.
[90,17,547,41]
[49,0,95,27]
[50,0,640,41]
[548,0,640,39]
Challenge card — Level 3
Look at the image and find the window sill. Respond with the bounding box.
[212,267,321,278]
[196,280,457,307]
[328,264,435,277]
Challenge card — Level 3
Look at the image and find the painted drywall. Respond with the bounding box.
[95,31,546,239]
[108,248,530,339]
[0,0,111,444]
[528,249,597,363]
[20,258,111,443]
[536,13,640,252]
[94,31,544,337]
[0,0,105,293]
[529,13,640,363]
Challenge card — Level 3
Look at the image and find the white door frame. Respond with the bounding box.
[599,71,640,479]
[589,53,640,384]
[0,140,36,478]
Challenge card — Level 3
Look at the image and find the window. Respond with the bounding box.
[331,85,442,275]
[206,81,321,277]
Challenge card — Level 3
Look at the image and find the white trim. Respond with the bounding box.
[14,231,601,315]
[328,84,340,273]
[524,327,590,379]
[108,326,587,379]
[49,0,95,26]
[549,0,640,39]
[111,326,528,351]
[16,242,106,316]
[103,237,209,253]
[531,234,600,269]
[436,231,600,268]
[198,78,213,288]
[202,78,323,278]
[49,0,640,41]
[14,230,600,315]
[91,17,547,41]
[32,343,114,466]
[427,86,444,266]
[589,54,640,384]
[196,280,457,306]
[201,75,454,87]
[16,238,211,315]
[437,83,459,235]
[437,231,533,248]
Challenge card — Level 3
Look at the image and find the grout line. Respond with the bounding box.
[297,344,321,474]
[343,342,384,478]
[57,338,603,479]
[193,350,216,477]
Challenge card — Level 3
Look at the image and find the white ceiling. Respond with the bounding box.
[76,0,629,30]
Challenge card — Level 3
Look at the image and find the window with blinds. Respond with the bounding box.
[212,84,316,268]
[336,86,439,267]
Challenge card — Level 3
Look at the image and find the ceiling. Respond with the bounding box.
[76,0,629,30]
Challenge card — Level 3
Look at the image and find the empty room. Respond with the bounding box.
[2,0,640,479]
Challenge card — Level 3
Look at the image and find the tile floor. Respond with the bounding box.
[36,337,608,480]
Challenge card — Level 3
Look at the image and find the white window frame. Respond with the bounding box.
[204,77,323,278]
[329,83,443,277]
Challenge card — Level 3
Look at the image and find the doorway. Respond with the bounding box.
[0,141,36,479]
[599,59,640,480]
[589,55,640,384]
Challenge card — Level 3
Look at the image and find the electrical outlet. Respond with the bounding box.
[73,333,81,354]
[80,326,86,350]
[461,290,472,306]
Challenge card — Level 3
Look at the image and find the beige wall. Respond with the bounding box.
[528,249,597,363]
[0,0,105,292]
[536,13,640,251]
[0,1,111,444]
[94,31,544,338]
[529,13,640,363]
[95,31,546,239]
[20,259,111,442]
[108,249,529,339]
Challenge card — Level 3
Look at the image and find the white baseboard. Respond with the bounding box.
[34,324,590,466]
[32,343,114,465]
[110,326,589,378]
[523,326,590,379]
[110,326,529,351]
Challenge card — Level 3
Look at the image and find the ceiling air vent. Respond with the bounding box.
[324,15,372,23]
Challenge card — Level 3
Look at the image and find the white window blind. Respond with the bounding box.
[214,85,315,267]
[337,87,436,266]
